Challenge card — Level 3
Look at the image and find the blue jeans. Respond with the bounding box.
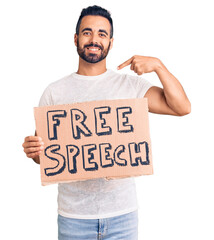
[58,210,138,240]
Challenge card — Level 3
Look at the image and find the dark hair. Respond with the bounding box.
[76,5,113,38]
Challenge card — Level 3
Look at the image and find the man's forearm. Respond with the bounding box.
[155,60,191,115]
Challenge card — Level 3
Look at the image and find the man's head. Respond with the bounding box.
[74,5,114,64]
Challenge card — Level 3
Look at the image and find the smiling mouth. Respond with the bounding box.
[86,47,100,52]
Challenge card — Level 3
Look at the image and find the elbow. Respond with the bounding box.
[177,101,191,116]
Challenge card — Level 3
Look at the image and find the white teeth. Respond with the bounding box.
[88,48,99,51]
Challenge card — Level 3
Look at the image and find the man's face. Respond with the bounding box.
[75,15,113,64]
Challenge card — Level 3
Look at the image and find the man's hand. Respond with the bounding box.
[117,55,191,116]
[117,55,161,75]
[22,136,44,164]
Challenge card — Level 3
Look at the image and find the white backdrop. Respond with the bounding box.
[1,0,213,239]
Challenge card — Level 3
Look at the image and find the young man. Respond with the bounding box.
[22,5,191,240]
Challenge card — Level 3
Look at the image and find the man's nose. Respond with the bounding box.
[89,33,99,43]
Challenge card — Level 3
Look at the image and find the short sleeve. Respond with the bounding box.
[127,74,153,98]
[38,86,53,107]
[135,77,153,98]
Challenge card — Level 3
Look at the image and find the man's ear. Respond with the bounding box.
[109,37,114,50]
[74,33,78,47]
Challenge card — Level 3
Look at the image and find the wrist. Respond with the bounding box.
[154,58,165,74]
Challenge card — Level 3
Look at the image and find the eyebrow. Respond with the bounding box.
[81,28,108,36]
[99,29,108,36]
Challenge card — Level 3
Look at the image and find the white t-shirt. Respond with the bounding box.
[39,69,153,219]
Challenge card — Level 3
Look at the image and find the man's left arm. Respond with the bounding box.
[118,55,191,116]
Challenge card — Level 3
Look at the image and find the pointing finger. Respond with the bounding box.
[117,57,134,70]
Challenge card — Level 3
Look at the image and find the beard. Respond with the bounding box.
[76,39,111,64]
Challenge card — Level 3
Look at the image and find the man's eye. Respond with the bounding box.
[100,33,106,37]
[83,32,90,35]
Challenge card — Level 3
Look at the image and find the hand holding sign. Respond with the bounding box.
[117,55,161,75]
[22,136,44,161]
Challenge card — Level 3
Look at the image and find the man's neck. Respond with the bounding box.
[76,58,107,76]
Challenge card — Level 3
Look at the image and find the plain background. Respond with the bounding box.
[1,0,213,239]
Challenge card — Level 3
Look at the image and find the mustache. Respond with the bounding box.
[84,43,103,51]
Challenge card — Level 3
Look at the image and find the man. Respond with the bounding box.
[22,5,191,240]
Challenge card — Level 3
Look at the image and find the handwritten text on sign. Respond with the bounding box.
[34,98,153,185]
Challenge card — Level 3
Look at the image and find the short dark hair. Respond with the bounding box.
[76,5,113,38]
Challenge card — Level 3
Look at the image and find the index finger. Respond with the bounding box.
[117,57,134,70]
[24,136,42,142]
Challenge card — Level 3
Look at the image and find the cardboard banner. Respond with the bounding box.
[34,98,153,186]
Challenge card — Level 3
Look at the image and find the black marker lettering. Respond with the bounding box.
[114,145,127,166]
[47,110,67,140]
[99,143,114,168]
[128,141,150,166]
[44,144,66,176]
[66,145,80,174]
[82,144,98,171]
[117,107,133,133]
[71,109,92,139]
[94,106,112,136]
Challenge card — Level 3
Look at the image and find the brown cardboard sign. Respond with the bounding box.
[34,98,153,186]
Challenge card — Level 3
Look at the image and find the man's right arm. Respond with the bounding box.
[22,136,44,164]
